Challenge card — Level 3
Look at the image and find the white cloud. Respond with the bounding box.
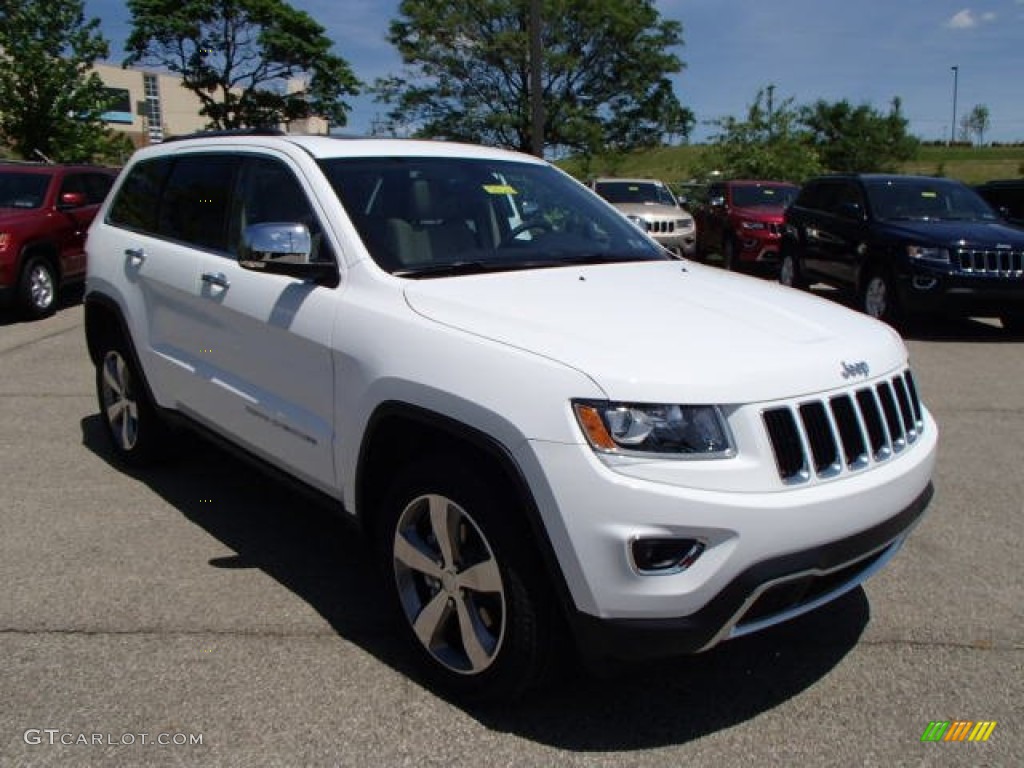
[946,8,998,28]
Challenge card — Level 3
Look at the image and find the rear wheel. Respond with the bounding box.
[378,455,554,701]
[95,335,171,466]
[18,254,58,319]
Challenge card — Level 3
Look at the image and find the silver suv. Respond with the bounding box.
[590,177,696,256]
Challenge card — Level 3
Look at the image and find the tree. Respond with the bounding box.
[375,0,694,157]
[125,0,361,130]
[0,0,116,161]
[800,97,918,173]
[693,88,821,182]
[963,104,990,146]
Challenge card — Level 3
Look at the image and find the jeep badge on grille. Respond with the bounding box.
[841,360,870,379]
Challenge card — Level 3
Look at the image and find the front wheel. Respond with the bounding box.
[378,456,554,701]
[1001,313,1024,334]
[778,249,805,289]
[861,268,901,327]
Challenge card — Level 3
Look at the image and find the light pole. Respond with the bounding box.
[950,65,959,145]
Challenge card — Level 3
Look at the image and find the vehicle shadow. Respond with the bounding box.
[80,414,868,750]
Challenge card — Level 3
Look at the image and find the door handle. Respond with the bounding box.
[125,247,145,266]
[201,271,230,289]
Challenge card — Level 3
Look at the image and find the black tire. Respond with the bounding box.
[95,333,171,467]
[377,455,555,702]
[860,267,902,327]
[778,247,805,290]
[17,254,58,319]
[722,234,738,271]
[1001,313,1024,334]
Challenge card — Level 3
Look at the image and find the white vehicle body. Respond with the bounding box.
[85,135,936,697]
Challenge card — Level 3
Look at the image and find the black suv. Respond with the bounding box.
[780,174,1024,331]
[975,179,1024,227]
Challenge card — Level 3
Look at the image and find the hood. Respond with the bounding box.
[0,207,40,222]
[612,202,685,219]
[403,261,906,403]
[733,204,786,221]
[879,218,1024,248]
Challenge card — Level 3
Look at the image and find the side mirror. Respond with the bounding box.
[58,191,88,209]
[709,195,725,208]
[837,202,864,221]
[239,222,337,283]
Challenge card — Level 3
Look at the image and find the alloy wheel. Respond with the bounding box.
[392,493,506,675]
[100,350,140,452]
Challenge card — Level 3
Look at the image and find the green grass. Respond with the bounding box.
[559,144,1024,185]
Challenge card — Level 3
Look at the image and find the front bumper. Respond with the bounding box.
[515,403,936,659]
[897,270,1024,317]
[570,482,932,660]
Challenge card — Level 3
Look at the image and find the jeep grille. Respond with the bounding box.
[955,247,1024,276]
[762,370,923,484]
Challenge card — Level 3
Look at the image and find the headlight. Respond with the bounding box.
[0,233,8,252]
[740,220,768,231]
[626,215,649,232]
[907,245,950,263]
[676,218,693,230]
[572,400,735,459]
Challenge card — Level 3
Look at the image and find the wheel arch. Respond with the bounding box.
[84,293,160,408]
[355,401,576,613]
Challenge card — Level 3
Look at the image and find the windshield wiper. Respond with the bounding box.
[393,252,660,278]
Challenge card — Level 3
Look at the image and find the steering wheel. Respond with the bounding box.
[499,219,552,247]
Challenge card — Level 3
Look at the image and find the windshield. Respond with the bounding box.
[593,180,678,207]
[318,157,667,276]
[0,172,51,209]
[865,178,999,222]
[731,184,798,208]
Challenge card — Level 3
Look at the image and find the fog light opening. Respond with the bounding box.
[631,537,705,575]
[912,276,938,291]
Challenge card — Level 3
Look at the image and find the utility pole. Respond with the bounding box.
[950,65,959,146]
[529,0,544,157]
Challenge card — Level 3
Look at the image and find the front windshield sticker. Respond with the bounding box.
[483,184,517,195]
[921,191,938,198]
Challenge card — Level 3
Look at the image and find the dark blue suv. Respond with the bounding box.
[779,174,1024,332]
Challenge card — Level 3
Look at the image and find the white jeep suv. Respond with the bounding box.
[85,132,936,700]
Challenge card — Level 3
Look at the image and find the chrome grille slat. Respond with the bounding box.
[763,369,924,484]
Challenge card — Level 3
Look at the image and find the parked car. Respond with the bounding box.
[85,134,936,701]
[589,177,696,256]
[974,178,1024,227]
[695,179,799,272]
[780,173,1024,331]
[0,162,117,318]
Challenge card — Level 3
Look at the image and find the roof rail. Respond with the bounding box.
[162,127,287,143]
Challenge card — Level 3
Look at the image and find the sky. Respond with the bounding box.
[82,0,1024,144]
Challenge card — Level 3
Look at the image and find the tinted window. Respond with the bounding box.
[0,171,51,209]
[108,158,172,233]
[158,155,240,252]
[84,173,115,204]
[594,180,678,207]
[232,157,334,263]
[731,184,798,208]
[864,178,997,222]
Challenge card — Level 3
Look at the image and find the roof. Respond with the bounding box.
[136,132,545,165]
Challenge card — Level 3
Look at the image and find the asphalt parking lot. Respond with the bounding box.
[1,296,1021,767]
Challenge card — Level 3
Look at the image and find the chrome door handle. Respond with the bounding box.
[125,247,145,266]
[201,271,230,289]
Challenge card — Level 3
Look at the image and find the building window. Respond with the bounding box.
[144,74,164,143]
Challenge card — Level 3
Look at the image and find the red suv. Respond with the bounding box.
[0,163,117,318]
[695,180,798,272]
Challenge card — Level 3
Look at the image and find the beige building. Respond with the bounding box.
[93,61,328,146]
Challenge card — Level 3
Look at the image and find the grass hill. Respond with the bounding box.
[559,144,1024,185]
